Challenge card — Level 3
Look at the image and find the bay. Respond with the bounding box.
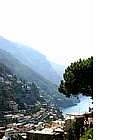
[62,95,93,117]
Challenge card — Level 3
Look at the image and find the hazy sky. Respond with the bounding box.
[0,0,93,66]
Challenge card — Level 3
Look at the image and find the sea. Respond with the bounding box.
[62,95,93,117]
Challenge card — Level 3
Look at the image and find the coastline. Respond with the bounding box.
[62,96,93,117]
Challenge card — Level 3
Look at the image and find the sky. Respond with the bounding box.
[0,0,93,66]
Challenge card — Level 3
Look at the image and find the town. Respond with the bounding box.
[0,43,93,140]
[0,100,93,140]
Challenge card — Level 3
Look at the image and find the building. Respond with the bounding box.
[65,112,84,131]
[0,77,4,83]
[0,130,5,139]
[26,127,64,140]
[1,136,11,140]
[8,101,18,111]
[50,120,65,129]
[5,128,14,138]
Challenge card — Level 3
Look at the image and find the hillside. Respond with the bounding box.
[0,48,79,107]
[50,61,66,79]
[0,63,45,111]
[0,36,62,85]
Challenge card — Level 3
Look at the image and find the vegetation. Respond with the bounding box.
[26,106,40,116]
[80,128,93,140]
[59,57,93,98]
[0,63,44,111]
[0,48,79,108]
[67,121,83,140]
[67,121,93,140]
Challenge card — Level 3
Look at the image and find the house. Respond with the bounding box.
[50,120,65,129]
[64,112,93,139]
[8,101,18,111]
[5,128,14,137]
[27,127,64,140]
[65,112,84,131]
[4,81,11,86]
[1,135,11,140]
[16,80,22,84]
[0,77,4,83]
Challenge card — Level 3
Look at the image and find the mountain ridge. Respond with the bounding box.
[0,36,62,85]
[50,61,66,78]
[0,36,80,107]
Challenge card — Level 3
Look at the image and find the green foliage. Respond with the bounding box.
[26,106,40,116]
[80,128,93,140]
[46,119,51,124]
[58,57,93,98]
[68,122,81,140]
[0,63,12,76]
[67,120,85,140]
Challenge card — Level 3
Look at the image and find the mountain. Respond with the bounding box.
[0,63,45,111]
[50,61,66,78]
[0,48,53,91]
[0,36,62,85]
[0,63,12,76]
[0,47,79,108]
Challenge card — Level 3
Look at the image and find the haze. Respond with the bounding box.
[0,0,93,66]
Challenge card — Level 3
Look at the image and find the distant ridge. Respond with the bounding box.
[0,36,79,107]
[0,35,63,85]
[50,61,66,78]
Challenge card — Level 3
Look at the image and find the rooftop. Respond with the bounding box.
[28,128,55,135]
[66,112,84,116]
